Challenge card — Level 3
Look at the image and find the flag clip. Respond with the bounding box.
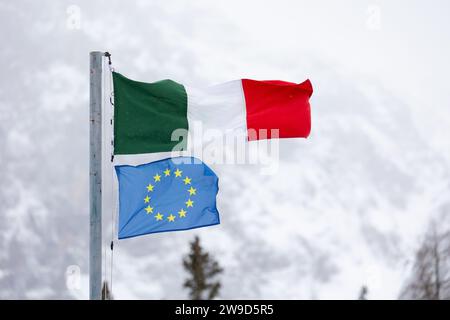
[104,51,112,65]
[104,51,114,72]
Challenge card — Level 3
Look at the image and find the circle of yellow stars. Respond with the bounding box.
[143,167,197,223]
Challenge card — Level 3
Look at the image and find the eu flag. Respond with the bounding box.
[115,157,220,239]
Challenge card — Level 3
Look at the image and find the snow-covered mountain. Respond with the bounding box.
[106,71,449,299]
[0,0,449,299]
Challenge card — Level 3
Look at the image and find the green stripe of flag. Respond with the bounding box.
[113,72,188,155]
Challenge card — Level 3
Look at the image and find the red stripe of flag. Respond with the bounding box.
[242,79,313,141]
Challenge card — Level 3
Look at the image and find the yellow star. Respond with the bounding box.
[164,168,171,176]
[155,213,163,221]
[167,214,176,222]
[178,209,187,218]
[146,183,154,192]
[154,174,161,182]
[183,176,191,185]
[145,205,153,214]
[144,195,150,203]
[186,199,194,208]
[188,186,196,196]
[174,168,182,177]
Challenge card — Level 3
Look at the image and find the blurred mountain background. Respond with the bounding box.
[0,0,449,299]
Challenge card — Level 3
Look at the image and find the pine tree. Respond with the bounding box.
[183,236,223,300]
[358,285,368,300]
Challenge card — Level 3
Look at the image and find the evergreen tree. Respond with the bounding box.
[358,285,368,300]
[183,236,223,300]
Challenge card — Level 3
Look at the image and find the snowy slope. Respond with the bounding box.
[105,71,449,300]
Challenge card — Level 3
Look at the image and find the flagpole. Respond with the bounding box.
[89,51,103,300]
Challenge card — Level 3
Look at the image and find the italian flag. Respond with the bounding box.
[112,72,313,161]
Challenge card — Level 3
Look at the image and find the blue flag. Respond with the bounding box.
[115,157,220,239]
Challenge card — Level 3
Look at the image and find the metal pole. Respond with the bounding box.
[89,51,103,300]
